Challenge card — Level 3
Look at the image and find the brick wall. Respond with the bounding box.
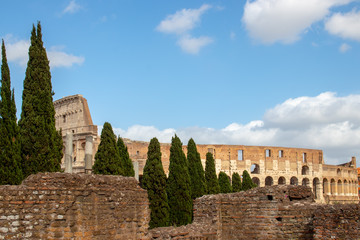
[313,204,360,240]
[0,173,149,240]
[1,173,359,240]
[150,185,360,240]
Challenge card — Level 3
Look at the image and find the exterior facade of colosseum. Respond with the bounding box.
[54,95,359,204]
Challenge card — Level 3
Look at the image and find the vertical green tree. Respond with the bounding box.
[0,40,23,185]
[205,152,220,194]
[18,22,63,177]
[187,138,206,199]
[167,135,192,226]
[117,136,135,177]
[218,171,232,193]
[231,172,242,192]
[241,170,256,191]
[92,122,122,175]
[142,137,169,228]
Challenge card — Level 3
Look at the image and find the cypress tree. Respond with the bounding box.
[241,170,256,191]
[232,172,242,192]
[0,40,23,185]
[142,137,169,228]
[92,122,122,175]
[117,136,135,177]
[167,135,192,226]
[205,152,220,194]
[18,22,63,177]
[187,138,206,199]
[218,171,232,193]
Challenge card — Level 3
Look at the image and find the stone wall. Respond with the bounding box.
[0,173,149,240]
[313,204,360,239]
[1,173,360,239]
[150,185,360,240]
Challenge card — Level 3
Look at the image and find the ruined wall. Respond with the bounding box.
[126,139,358,204]
[150,185,360,240]
[54,95,100,172]
[0,173,149,240]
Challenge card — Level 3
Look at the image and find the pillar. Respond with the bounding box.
[84,136,93,174]
[65,132,73,173]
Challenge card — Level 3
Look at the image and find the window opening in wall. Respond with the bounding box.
[136,151,140,155]
[266,149,271,157]
[72,130,75,133]
[290,177,298,185]
[337,168,341,176]
[208,148,214,154]
[267,195,273,201]
[251,164,260,174]
[238,150,243,161]
[279,150,283,158]
[63,115,66,123]
[265,176,273,186]
[303,153,307,163]
[252,177,260,186]
[301,166,309,175]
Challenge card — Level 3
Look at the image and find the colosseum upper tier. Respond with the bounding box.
[54,95,359,204]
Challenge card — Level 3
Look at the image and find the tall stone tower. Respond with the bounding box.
[54,94,100,173]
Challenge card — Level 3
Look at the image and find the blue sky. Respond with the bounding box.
[1,0,360,165]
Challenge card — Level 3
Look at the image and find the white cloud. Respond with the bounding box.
[110,92,360,165]
[242,0,353,44]
[156,4,213,54]
[1,37,84,68]
[47,50,84,68]
[3,38,29,66]
[177,35,213,54]
[325,10,360,41]
[63,0,82,14]
[113,125,176,143]
[339,43,351,53]
[156,4,211,35]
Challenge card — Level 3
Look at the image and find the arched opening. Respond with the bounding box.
[290,177,298,185]
[301,166,309,175]
[331,179,336,195]
[323,178,329,195]
[338,180,343,195]
[344,180,348,195]
[265,176,273,186]
[278,177,286,185]
[337,168,341,176]
[313,178,320,199]
[302,178,310,187]
[251,164,260,174]
[252,177,260,187]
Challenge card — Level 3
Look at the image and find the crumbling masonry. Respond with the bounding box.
[0,173,359,239]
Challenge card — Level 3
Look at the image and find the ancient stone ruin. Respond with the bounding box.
[53,94,359,204]
[0,173,359,239]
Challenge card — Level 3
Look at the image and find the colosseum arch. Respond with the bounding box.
[323,178,329,195]
[265,176,273,186]
[337,180,343,195]
[278,177,286,185]
[252,177,260,186]
[290,177,298,185]
[313,178,320,199]
[330,179,336,195]
[344,179,348,195]
[251,164,260,174]
[301,166,309,175]
[302,178,310,187]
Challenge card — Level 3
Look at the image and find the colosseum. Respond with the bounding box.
[54,95,359,204]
